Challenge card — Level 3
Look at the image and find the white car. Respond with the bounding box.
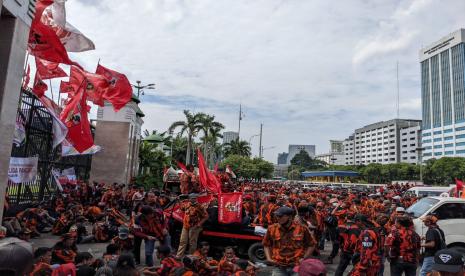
[405,186,454,197]
[406,196,465,254]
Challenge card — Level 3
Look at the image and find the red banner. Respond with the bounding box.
[218,192,243,224]
[197,149,221,194]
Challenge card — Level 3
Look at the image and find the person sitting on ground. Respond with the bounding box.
[52,232,78,264]
[75,252,95,276]
[218,246,240,275]
[193,241,218,274]
[172,255,201,276]
[31,247,53,276]
[113,253,139,276]
[102,243,121,270]
[111,226,134,253]
[142,245,182,276]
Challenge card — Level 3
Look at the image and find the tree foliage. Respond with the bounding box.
[223,140,251,157]
[221,155,274,180]
[137,141,171,189]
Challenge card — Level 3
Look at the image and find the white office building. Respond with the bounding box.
[343,136,355,165]
[222,131,239,144]
[344,119,421,165]
[420,29,465,160]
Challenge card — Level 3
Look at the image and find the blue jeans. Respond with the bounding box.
[420,256,435,276]
[144,234,172,266]
[271,267,298,276]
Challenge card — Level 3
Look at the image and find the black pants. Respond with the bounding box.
[133,236,142,264]
[335,252,352,276]
[328,227,340,259]
[390,261,417,276]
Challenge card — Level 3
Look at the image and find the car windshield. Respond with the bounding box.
[418,191,445,196]
[406,197,440,218]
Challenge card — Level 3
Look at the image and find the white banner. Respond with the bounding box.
[8,157,39,184]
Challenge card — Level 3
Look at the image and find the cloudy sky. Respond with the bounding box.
[63,0,465,163]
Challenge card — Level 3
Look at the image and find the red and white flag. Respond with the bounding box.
[32,74,48,98]
[60,89,94,152]
[226,165,236,178]
[35,57,67,80]
[37,95,68,148]
[28,0,74,65]
[69,65,109,106]
[41,0,95,52]
[218,192,243,224]
[455,178,464,198]
[95,64,132,111]
[23,64,31,89]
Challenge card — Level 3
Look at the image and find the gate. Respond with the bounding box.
[7,89,92,205]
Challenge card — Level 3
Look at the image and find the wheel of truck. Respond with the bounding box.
[248,242,266,262]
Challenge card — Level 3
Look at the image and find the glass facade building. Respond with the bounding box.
[421,29,465,160]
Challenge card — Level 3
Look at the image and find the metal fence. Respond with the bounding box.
[7,89,92,205]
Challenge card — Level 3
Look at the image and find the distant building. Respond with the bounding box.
[222,131,239,144]
[277,152,288,165]
[90,96,144,184]
[273,164,289,178]
[343,136,355,165]
[287,145,316,165]
[316,140,345,165]
[343,119,421,165]
[420,29,465,160]
[330,140,344,153]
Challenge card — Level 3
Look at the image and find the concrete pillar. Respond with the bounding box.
[0,14,29,220]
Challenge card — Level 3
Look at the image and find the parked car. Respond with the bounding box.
[407,196,465,254]
[405,186,454,197]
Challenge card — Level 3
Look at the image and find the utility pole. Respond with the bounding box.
[396,61,400,118]
[259,123,263,158]
[238,104,242,140]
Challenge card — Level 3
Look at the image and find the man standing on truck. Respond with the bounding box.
[263,206,315,276]
[176,195,209,258]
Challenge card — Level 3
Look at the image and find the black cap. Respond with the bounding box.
[433,249,464,273]
[354,214,369,224]
[274,206,295,217]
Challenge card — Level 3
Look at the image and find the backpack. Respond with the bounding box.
[433,228,446,250]
[324,215,338,227]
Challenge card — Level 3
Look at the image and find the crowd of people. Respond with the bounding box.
[0,167,464,276]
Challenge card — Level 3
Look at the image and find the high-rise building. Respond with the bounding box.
[287,145,316,165]
[222,131,239,144]
[344,119,421,165]
[277,152,289,165]
[330,140,344,153]
[420,29,465,160]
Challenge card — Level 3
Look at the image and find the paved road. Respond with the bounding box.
[32,234,393,275]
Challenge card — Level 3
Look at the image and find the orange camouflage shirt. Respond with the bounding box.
[262,221,314,266]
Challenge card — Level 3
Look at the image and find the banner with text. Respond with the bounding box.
[218,192,243,224]
[8,157,39,184]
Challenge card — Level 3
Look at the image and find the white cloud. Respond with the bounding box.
[61,0,465,162]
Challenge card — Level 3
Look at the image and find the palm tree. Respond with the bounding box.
[198,113,224,163]
[171,134,188,164]
[224,139,251,157]
[168,110,203,165]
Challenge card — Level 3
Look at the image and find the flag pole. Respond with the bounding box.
[49,79,54,102]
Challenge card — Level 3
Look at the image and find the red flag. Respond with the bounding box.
[69,66,109,106]
[95,64,132,111]
[197,149,221,194]
[35,57,67,80]
[28,0,73,65]
[163,195,213,222]
[23,64,31,89]
[177,161,188,173]
[59,80,76,95]
[455,178,464,197]
[60,89,94,152]
[218,192,243,224]
[32,74,48,98]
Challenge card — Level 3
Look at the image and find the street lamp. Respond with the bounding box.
[131,80,155,98]
[261,146,276,159]
[248,134,260,144]
[416,147,426,183]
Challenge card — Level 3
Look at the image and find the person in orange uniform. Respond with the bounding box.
[176,195,209,258]
[350,214,381,276]
[180,165,196,195]
[218,246,239,275]
[52,232,78,264]
[31,247,53,276]
[263,206,315,276]
[335,213,360,276]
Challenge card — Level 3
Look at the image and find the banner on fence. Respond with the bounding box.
[8,157,39,184]
[51,169,64,191]
[61,139,102,156]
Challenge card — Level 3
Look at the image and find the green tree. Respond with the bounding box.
[137,141,171,189]
[168,110,203,165]
[170,134,188,164]
[288,169,301,180]
[290,150,326,171]
[223,139,251,157]
[221,154,274,180]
